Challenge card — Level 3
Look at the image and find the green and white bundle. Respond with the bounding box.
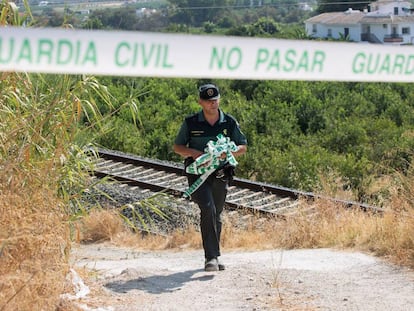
[183,134,239,198]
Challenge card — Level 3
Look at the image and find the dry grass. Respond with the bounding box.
[3,171,407,310]
[3,175,412,311]
[0,71,122,310]
[75,197,414,269]
[76,209,126,244]
[0,181,70,311]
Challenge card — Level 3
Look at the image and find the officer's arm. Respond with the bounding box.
[173,144,203,160]
[232,145,247,158]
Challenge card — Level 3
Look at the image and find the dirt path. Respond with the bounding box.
[68,244,414,311]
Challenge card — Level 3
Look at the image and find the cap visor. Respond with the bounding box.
[206,95,220,100]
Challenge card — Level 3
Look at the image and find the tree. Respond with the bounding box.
[82,17,104,30]
[317,0,369,13]
[167,0,233,26]
[226,17,280,37]
[88,8,138,30]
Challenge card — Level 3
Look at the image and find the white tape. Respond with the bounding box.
[184,134,238,198]
[1,27,414,82]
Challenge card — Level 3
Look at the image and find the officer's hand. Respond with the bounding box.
[199,159,212,168]
[192,151,203,160]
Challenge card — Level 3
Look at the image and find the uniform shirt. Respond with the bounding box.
[174,109,247,152]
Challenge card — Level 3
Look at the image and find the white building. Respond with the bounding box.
[305,0,414,44]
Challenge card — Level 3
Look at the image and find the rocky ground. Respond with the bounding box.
[67,178,414,311]
[67,243,414,311]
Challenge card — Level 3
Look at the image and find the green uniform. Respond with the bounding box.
[174,109,247,261]
[174,109,247,154]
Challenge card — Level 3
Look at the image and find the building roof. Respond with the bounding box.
[305,11,365,25]
[361,14,414,23]
[373,0,410,3]
[306,11,414,25]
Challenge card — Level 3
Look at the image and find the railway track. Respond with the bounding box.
[88,148,383,215]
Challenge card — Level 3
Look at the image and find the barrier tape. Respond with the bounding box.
[2,27,414,82]
[183,134,238,198]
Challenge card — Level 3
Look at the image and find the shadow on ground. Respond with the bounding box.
[105,269,213,294]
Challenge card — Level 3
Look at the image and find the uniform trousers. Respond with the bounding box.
[187,173,228,260]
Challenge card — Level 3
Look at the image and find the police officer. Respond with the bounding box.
[173,83,247,272]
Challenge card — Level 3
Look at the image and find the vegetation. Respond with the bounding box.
[77,194,414,269]
[2,0,414,309]
[29,0,313,34]
[87,78,414,205]
[316,0,369,13]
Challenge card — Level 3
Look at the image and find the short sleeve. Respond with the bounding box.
[174,121,189,145]
[231,120,247,146]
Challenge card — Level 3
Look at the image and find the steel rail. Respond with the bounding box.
[88,148,383,214]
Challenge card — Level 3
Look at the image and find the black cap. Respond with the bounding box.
[199,84,220,100]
